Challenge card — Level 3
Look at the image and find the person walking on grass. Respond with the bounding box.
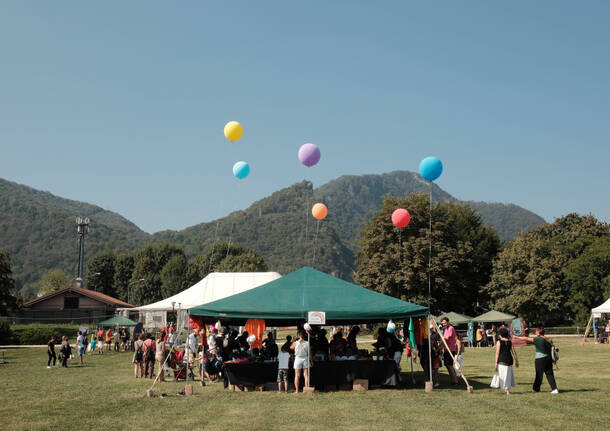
[76,330,87,365]
[96,327,104,354]
[516,327,559,394]
[155,332,166,382]
[59,336,71,368]
[291,330,312,394]
[47,336,57,368]
[143,333,156,379]
[494,327,518,395]
[133,333,145,378]
[105,328,113,352]
[440,317,459,385]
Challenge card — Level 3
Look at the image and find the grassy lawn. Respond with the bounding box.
[0,339,608,431]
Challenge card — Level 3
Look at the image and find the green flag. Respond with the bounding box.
[409,317,417,349]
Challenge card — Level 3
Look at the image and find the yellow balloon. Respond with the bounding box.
[224,121,243,142]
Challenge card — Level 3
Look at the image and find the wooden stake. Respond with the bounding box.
[580,314,593,346]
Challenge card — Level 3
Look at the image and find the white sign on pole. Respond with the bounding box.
[307,311,326,325]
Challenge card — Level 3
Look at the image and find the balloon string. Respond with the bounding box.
[311,220,320,267]
[304,193,310,245]
[207,221,220,275]
[427,183,432,384]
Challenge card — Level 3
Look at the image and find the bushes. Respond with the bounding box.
[10,324,80,345]
[0,318,14,344]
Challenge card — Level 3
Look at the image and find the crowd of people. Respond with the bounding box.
[45,324,139,368]
[42,317,563,396]
[592,318,610,344]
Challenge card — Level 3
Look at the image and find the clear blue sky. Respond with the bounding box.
[1,1,608,233]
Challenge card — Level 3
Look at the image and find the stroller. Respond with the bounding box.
[168,349,187,381]
[168,349,195,381]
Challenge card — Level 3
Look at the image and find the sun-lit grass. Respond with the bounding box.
[0,339,608,431]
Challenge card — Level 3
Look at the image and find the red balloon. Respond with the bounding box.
[392,209,410,228]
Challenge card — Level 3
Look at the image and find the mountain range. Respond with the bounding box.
[0,172,546,294]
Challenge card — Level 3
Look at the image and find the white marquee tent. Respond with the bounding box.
[581,298,610,342]
[592,298,610,318]
[121,272,281,328]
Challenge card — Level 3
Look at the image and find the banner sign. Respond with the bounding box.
[308,311,326,325]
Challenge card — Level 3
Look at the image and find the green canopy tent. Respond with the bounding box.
[434,311,473,325]
[189,267,428,325]
[97,315,138,327]
[473,310,515,323]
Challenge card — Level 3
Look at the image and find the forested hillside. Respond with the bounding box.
[1,172,546,293]
[0,178,150,294]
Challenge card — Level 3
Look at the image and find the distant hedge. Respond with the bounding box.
[0,318,13,344]
[7,324,81,345]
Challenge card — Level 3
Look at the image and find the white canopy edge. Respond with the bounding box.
[592,298,610,318]
[118,272,281,312]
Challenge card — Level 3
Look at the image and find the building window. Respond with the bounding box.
[64,297,79,309]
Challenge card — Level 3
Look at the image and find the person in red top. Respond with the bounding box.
[441,317,459,385]
[96,328,105,354]
[143,333,156,379]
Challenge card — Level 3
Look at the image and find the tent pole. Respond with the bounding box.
[307,331,311,388]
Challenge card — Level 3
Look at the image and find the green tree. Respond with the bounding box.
[39,269,70,295]
[113,254,135,302]
[565,236,610,324]
[484,214,609,325]
[354,194,500,314]
[188,241,268,280]
[84,251,116,296]
[160,254,189,298]
[0,251,17,314]
[130,256,162,306]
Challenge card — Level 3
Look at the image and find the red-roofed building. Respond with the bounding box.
[17,285,134,324]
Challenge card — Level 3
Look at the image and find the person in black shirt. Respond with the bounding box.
[494,327,519,395]
[47,336,56,368]
[419,325,441,387]
[262,332,279,359]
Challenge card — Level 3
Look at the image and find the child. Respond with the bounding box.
[59,336,71,368]
[89,334,96,355]
[277,343,290,393]
[47,336,57,368]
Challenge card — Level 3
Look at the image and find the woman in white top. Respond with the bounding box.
[291,330,312,393]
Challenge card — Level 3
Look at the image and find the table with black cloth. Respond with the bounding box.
[223,360,400,389]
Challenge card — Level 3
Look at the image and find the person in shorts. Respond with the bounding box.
[277,343,291,392]
[96,328,105,354]
[291,330,311,393]
[76,330,87,365]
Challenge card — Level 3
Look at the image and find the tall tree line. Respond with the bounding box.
[84,241,267,305]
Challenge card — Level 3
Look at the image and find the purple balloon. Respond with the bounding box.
[298,143,321,167]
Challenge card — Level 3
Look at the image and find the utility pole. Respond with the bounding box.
[76,217,90,287]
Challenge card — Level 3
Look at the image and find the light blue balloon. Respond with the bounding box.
[419,156,443,182]
[232,161,250,179]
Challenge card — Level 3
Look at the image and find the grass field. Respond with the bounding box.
[0,339,608,431]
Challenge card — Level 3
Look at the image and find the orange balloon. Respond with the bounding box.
[312,203,328,220]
